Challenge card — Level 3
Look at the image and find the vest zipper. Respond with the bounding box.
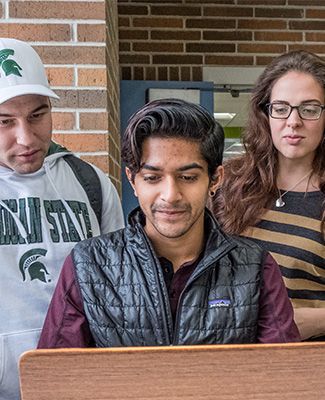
[172,242,236,344]
[140,226,173,344]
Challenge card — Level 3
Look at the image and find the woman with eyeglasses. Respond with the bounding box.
[213,50,325,341]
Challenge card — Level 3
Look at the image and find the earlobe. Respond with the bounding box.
[209,165,224,195]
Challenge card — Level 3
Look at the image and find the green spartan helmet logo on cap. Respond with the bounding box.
[0,48,22,77]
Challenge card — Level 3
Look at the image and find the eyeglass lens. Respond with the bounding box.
[269,103,323,120]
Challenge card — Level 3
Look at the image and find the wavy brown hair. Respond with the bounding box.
[213,50,325,237]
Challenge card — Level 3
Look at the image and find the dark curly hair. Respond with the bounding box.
[121,98,224,182]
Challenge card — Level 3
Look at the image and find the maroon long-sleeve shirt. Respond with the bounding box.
[38,252,300,348]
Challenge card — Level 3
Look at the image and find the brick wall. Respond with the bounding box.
[118,0,325,81]
[0,0,121,192]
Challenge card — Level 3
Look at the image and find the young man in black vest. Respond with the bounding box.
[39,99,300,348]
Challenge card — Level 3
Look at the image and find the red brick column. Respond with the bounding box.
[1,0,121,193]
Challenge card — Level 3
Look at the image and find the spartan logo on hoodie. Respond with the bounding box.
[19,248,51,283]
[0,48,23,77]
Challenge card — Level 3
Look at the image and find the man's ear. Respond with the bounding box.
[209,165,224,195]
[125,167,138,197]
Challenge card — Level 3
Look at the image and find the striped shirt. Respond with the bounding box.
[242,190,325,309]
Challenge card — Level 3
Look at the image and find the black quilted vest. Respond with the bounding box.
[73,209,264,347]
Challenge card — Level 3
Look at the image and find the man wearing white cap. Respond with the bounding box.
[0,38,124,400]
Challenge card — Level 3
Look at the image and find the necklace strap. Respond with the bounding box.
[275,169,313,208]
[278,169,313,196]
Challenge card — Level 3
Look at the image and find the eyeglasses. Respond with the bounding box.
[266,102,325,120]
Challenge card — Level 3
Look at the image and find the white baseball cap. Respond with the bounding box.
[0,38,59,105]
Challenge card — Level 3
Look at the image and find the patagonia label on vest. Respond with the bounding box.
[208,298,231,308]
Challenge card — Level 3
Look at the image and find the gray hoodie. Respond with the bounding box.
[0,144,124,400]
